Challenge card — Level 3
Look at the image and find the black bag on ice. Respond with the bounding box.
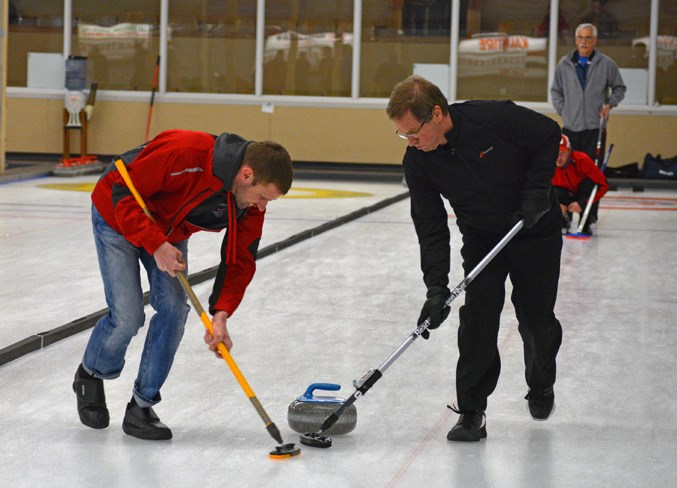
[605,162,640,179]
[641,153,677,179]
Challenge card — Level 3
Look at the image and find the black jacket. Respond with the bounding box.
[403,100,561,289]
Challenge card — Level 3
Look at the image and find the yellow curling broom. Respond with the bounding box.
[114,159,300,460]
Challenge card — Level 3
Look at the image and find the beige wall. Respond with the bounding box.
[0,0,7,174]
[6,97,677,168]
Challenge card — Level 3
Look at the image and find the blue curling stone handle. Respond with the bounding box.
[300,383,343,403]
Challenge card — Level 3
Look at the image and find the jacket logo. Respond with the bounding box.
[212,203,227,218]
[169,167,204,176]
[479,146,494,158]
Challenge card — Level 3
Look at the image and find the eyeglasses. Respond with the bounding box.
[395,116,431,140]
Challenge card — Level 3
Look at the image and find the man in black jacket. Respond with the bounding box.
[387,75,563,442]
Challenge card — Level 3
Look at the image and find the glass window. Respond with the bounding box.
[71,0,160,91]
[5,0,673,108]
[168,0,257,94]
[656,0,677,105]
[7,0,64,87]
[457,0,549,102]
[361,0,450,98]
[263,0,353,96]
[559,0,651,105]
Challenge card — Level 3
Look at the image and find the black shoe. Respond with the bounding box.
[581,223,593,236]
[561,216,570,235]
[73,363,110,429]
[122,398,172,440]
[525,387,555,421]
[446,406,487,442]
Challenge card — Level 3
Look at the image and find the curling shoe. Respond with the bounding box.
[447,406,487,442]
[122,398,172,440]
[525,387,555,421]
[561,213,571,235]
[73,363,110,429]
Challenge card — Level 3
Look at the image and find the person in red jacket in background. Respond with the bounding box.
[73,129,293,441]
[552,134,608,235]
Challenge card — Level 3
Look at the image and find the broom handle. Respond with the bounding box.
[593,114,605,166]
[320,220,524,433]
[113,159,283,443]
[145,55,160,142]
[368,219,523,376]
[576,144,614,234]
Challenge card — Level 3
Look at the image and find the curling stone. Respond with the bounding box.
[288,383,357,435]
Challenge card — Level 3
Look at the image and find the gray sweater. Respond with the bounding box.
[551,50,626,131]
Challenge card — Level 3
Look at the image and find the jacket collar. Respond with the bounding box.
[571,49,597,64]
[212,132,251,191]
[444,105,461,147]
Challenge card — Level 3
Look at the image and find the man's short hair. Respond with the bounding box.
[244,141,293,195]
[386,75,449,122]
[575,23,598,38]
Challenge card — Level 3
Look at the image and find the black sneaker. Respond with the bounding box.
[446,406,487,442]
[122,398,172,440]
[581,222,593,236]
[525,387,555,421]
[73,363,110,429]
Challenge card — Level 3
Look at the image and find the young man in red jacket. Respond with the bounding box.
[552,134,608,235]
[73,129,293,440]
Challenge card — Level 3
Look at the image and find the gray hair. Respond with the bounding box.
[575,23,598,38]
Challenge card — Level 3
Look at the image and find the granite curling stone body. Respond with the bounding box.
[288,383,357,435]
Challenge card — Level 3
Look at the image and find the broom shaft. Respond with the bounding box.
[145,55,160,141]
[376,219,523,375]
[576,144,614,233]
[320,220,524,432]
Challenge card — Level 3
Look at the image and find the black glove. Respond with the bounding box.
[514,189,551,229]
[418,286,451,340]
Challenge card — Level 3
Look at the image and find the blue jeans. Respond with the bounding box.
[83,206,190,407]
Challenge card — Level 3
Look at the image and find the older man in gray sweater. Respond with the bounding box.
[551,23,625,162]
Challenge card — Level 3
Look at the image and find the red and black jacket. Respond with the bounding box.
[92,129,264,316]
[552,149,608,207]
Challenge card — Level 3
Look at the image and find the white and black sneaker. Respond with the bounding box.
[525,387,555,421]
[446,405,487,442]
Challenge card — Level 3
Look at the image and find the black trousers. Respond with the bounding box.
[563,128,607,165]
[455,230,563,412]
[553,180,596,205]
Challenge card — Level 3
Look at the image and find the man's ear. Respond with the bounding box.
[241,166,254,181]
